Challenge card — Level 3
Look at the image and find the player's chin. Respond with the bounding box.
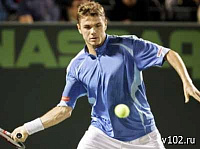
[90,42,100,47]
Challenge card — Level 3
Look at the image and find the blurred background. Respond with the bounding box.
[0,0,200,23]
[0,0,200,149]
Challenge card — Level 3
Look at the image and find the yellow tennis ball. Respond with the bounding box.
[114,104,130,118]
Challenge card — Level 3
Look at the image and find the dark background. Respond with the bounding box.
[0,23,200,149]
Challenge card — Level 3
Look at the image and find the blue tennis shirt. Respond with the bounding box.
[57,34,170,141]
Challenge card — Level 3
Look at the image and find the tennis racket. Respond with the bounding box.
[0,127,26,149]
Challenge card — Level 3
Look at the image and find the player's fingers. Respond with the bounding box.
[11,131,20,142]
[14,133,25,142]
[186,88,200,103]
[11,132,19,142]
[16,134,26,142]
[16,132,28,142]
[11,126,28,142]
[193,91,200,102]
[196,90,200,97]
[11,129,17,140]
[184,91,190,103]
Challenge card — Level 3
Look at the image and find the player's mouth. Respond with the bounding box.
[90,37,98,41]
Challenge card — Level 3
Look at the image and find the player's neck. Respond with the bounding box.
[87,45,97,56]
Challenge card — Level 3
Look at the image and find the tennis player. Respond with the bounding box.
[11,1,200,149]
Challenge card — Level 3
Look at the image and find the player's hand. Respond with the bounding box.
[183,81,200,103]
[11,126,29,142]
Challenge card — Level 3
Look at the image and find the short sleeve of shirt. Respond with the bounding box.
[57,64,87,109]
[131,36,170,71]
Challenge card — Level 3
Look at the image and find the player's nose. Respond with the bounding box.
[91,27,97,34]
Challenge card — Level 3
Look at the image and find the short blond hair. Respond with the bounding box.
[77,1,105,24]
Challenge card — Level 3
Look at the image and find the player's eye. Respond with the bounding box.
[84,26,91,29]
[96,24,101,27]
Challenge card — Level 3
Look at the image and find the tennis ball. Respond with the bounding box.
[114,104,130,118]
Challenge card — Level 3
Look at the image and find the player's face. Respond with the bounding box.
[77,15,107,49]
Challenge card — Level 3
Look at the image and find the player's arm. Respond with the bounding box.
[165,50,200,103]
[41,106,72,129]
[11,106,72,142]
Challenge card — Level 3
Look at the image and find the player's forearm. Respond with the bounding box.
[11,106,72,142]
[40,106,72,129]
[165,50,192,84]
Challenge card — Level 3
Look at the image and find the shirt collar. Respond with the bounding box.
[84,34,109,56]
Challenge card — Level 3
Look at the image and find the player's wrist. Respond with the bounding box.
[23,118,44,135]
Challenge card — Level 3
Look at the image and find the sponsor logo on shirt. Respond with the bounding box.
[61,96,70,102]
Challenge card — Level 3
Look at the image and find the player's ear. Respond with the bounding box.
[77,23,82,34]
[104,18,108,31]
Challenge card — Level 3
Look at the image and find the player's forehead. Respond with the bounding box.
[79,16,105,26]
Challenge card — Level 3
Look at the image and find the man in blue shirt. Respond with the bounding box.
[12,1,200,149]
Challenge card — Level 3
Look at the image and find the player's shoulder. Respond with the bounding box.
[108,34,139,43]
[66,49,86,72]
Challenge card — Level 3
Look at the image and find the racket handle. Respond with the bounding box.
[16,133,22,139]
